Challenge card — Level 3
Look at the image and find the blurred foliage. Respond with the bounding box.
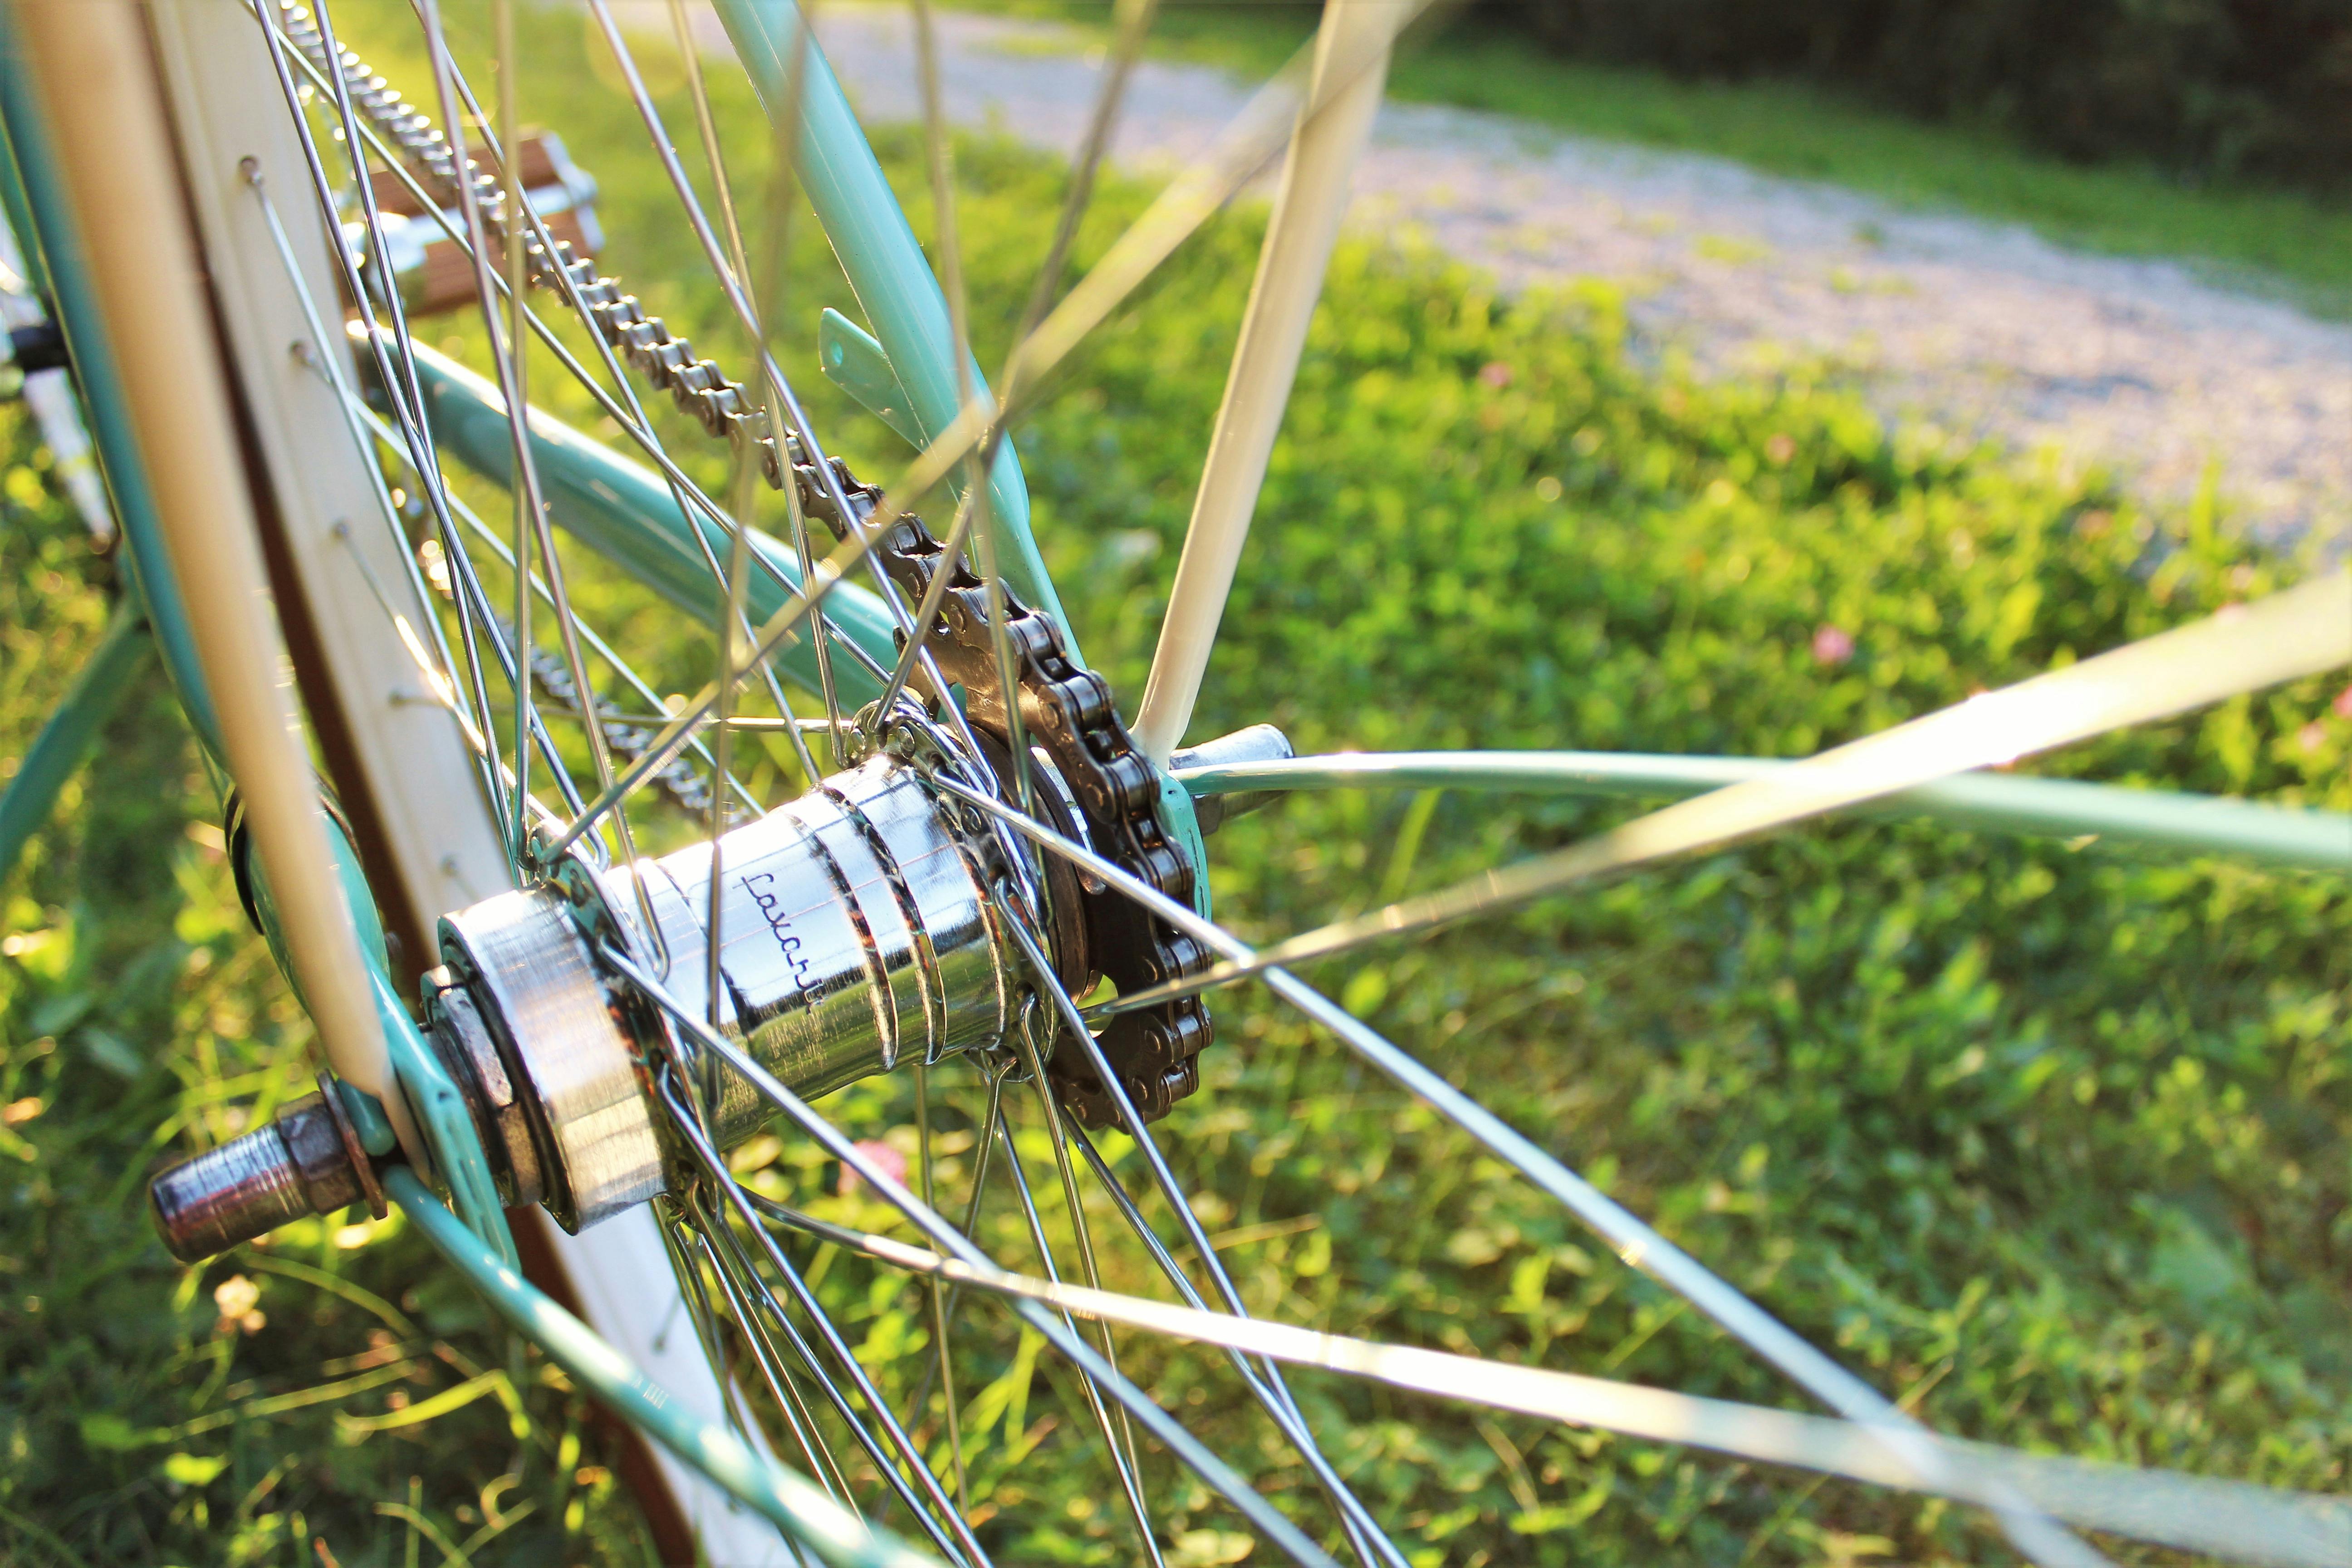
[5,3,2350,1565]
[1497,0,2352,197]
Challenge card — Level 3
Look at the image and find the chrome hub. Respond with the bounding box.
[146,723,1289,1260]
[428,742,1017,1231]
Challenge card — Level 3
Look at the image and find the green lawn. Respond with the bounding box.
[4,3,2350,1565]
[960,0,2352,317]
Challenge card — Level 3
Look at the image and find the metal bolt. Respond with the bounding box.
[148,1076,381,1264]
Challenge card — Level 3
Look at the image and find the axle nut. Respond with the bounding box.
[148,1082,376,1264]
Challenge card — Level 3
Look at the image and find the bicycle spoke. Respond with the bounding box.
[587,0,1019,822]
[660,1076,990,1566]
[578,30,1011,846]
[990,1100,1167,1566]
[739,1197,2352,1568]
[742,0,852,761]
[1109,570,2352,1015]
[925,771,2100,1566]
[301,0,534,828]
[907,1063,968,1514]
[1132,0,1402,764]
[882,0,1006,765]
[265,1,875,798]
[242,163,495,799]
[382,414,765,813]
[689,1192,869,1507]
[545,515,906,856]
[456,8,834,806]
[252,3,517,831]
[328,518,579,843]
[427,52,834,789]
[653,1197,771,1451]
[266,3,657,911]
[831,0,1438,560]
[319,372,767,817]
[1064,1129,1408,1568]
[671,0,760,297]
[684,0,1437,670]
[603,944,1342,1568]
[986,894,1405,1568]
[492,0,534,859]
[1000,0,1426,415]
[666,0,854,756]
[709,461,757,1034]
[955,0,1159,819]
[414,0,645,872]
[583,0,895,587]
[249,144,594,842]
[894,1055,1014,1434]
[987,887,1404,1567]
[1017,0,1159,340]
[330,515,551,821]
[1005,1008,1147,1482]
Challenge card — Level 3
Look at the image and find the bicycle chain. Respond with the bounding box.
[281,3,1212,1125]
[512,633,733,828]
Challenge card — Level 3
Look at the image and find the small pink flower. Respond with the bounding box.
[2215,603,2248,623]
[2299,722,2328,755]
[839,1139,907,1196]
[1811,624,1854,667]
[2332,684,2352,720]
[1478,361,1512,389]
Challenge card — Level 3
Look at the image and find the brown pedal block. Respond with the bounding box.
[363,132,600,319]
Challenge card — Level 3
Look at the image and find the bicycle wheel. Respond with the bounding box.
[19,1,2351,1565]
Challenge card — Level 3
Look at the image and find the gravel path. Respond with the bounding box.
[666,3,2352,544]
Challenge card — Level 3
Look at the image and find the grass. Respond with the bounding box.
[6,2,2352,1564]
[951,0,2352,317]
[0,466,662,1563]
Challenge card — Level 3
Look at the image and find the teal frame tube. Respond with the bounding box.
[391,1169,941,1568]
[709,0,1074,652]
[0,593,147,882]
[412,341,893,706]
[1175,751,2352,873]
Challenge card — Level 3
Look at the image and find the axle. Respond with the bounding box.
[147,724,1289,1264]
